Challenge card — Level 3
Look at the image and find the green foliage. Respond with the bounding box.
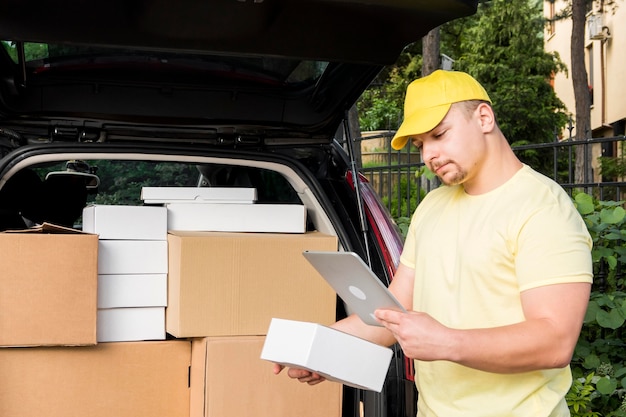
[381,173,424,220]
[357,89,402,132]
[569,192,626,416]
[357,67,410,132]
[599,156,626,182]
[395,216,411,239]
[567,373,602,417]
[454,0,569,146]
[357,0,569,160]
[599,144,626,183]
[1,41,49,62]
[90,160,199,205]
[390,166,434,240]
[574,192,626,291]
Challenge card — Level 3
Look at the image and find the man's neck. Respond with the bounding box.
[463,143,523,196]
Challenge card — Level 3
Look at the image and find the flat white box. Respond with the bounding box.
[98,240,168,274]
[260,318,393,392]
[97,307,166,342]
[98,274,167,308]
[166,203,306,233]
[141,187,257,204]
[82,205,167,240]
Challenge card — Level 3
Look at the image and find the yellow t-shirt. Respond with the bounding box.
[401,165,593,417]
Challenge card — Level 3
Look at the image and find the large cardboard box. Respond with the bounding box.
[0,224,98,347]
[97,307,166,342]
[82,204,168,240]
[141,186,257,204]
[190,336,342,417]
[166,203,307,233]
[261,318,393,392]
[167,231,338,337]
[0,340,191,417]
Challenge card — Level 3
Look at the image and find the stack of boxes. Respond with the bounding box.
[0,223,190,417]
[82,205,169,342]
[143,187,343,417]
[0,185,390,417]
[141,186,307,233]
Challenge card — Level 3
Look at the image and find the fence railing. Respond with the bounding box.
[355,131,626,219]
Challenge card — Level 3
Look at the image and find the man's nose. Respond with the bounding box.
[420,142,437,163]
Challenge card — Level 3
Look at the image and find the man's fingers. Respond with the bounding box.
[287,368,314,379]
[286,368,326,384]
[374,308,402,325]
[274,365,326,385]
[305,374,326,385]
[272,363,285,375]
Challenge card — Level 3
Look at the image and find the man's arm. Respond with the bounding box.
[375,281,591,373]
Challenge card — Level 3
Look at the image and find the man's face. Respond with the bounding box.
[411,103,487,187]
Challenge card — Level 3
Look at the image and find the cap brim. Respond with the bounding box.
[390,103,451,150]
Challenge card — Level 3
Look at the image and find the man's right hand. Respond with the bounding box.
[272,363,326,385]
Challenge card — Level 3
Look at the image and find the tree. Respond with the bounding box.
[358,0,569,166]
[422,28,440,77]
[453,0,568,146]
[356,42,422,132]
[571,0,593,184]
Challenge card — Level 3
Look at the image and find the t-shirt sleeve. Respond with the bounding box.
[515,201,593,291]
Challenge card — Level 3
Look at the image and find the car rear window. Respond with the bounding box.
[0,159,301,232]
[1,41,329,85]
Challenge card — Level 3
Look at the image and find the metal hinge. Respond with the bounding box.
[51,126,103,142]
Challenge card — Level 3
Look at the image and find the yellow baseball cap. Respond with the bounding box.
[390,70,491,150]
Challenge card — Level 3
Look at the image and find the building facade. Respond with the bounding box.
[544,0,626,138]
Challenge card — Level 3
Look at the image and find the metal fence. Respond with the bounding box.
[356,131,626,219]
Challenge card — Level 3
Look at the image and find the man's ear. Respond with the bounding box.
[476,103,496,133]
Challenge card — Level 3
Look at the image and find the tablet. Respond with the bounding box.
[302,251,406,326]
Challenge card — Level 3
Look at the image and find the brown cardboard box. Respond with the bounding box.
[190,336,342,417]
[0,224,98,346]
[167,231,338,337]
[0,340,191,417]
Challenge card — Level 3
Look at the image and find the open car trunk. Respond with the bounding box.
[0,1,478,416]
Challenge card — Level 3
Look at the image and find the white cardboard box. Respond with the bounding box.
[141,187,257,204]
[98,274,167,308]
[166,203,306,233]
[82,205,168,240]
[98,240,168,274]
[97,307,166,342]
[260,318,393,392]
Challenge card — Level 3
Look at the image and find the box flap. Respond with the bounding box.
[3,222,88,234]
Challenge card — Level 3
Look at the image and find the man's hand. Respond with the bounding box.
[374,309,452,362]
[272,363,326,385]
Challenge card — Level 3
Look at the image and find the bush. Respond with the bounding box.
[568,193,626,416]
